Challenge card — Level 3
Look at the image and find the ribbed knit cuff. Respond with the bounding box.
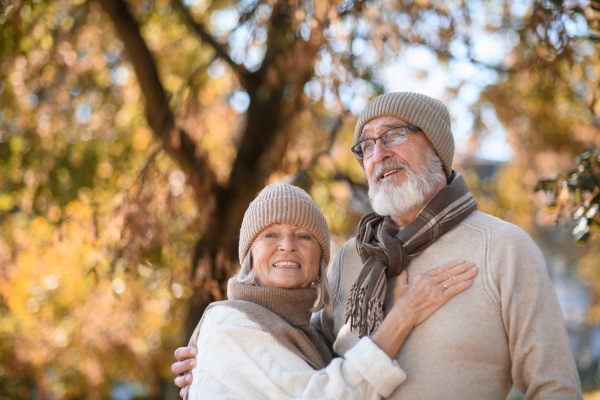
[345,337,407,397]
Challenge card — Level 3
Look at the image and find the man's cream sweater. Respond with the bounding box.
[312,211,582,399]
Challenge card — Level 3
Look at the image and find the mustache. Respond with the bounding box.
[372,160,410,183]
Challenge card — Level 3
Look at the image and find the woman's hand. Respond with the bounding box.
[172,346,197,396]
[371,260,476,360]
[392,260,477,327]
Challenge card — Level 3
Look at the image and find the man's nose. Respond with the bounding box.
[372,138,393,163]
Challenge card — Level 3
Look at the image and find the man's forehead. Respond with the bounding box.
[360,116,411,139]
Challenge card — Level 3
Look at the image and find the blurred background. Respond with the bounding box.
[2,0,600,398]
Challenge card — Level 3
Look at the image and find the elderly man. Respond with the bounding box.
[172,92,581,399]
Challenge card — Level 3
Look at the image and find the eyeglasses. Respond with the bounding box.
[351,126,422,160]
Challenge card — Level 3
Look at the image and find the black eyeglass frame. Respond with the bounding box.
[351,125,422,159]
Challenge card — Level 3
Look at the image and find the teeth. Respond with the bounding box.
[382,169,400,178]
[274,262,301,269]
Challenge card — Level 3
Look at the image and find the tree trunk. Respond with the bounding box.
[101,0,327,343]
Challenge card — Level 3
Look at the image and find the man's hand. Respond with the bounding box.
[172,346,198,397]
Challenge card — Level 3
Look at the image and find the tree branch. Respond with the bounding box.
[99,0,170,135]
[172,0,247,81]
[290,112,347,186]
[100,0,218,208]
[214,0,329,241]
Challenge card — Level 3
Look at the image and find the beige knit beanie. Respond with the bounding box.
[238,182,331,265]
[353,92,455,180]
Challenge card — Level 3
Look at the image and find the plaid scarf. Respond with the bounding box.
[345,171,477,337]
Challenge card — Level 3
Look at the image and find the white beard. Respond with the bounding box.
[368,148,445,217]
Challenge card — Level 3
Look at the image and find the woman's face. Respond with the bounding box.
[251,223,321,289]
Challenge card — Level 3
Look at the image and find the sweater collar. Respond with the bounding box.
[227,278,316,328]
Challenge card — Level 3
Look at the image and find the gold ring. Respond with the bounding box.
[442,281,448,290]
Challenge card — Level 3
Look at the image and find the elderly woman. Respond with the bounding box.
[179,182,477,399]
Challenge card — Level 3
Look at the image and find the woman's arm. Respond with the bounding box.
[189,305,404,400]
[186,260,477,400]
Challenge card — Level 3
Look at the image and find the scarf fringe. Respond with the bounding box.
[345,270,388,337]
[344,281,366,330]
[363,271,386,336]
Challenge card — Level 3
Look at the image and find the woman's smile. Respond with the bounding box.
[273,261,301,269]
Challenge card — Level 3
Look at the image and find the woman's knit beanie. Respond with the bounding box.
[353,92,455,180]
[238,182,331,264]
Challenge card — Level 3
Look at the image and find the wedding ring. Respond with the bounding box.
[442,281,448,290]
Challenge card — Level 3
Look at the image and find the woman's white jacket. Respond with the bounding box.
[188,305,406,400]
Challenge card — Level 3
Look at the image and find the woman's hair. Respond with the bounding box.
[236,250,332,313]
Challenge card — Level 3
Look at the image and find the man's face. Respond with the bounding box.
[359,115,446,218]
[361,116,434,189]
